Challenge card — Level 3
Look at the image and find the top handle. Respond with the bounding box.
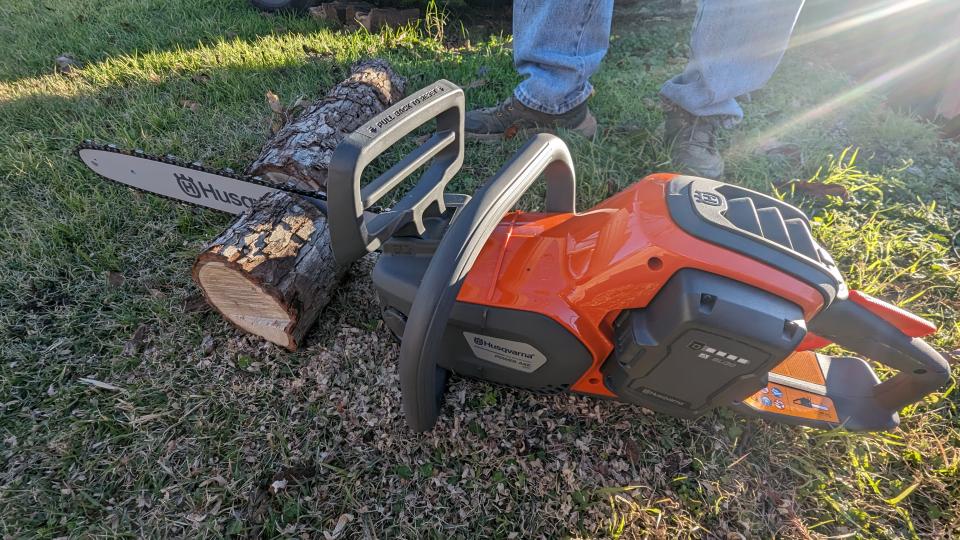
[398,134,576,432]
[327,80,465,266]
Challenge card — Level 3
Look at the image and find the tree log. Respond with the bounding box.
[193,59,406,350]
[193,192,338,350]
[246,58,406,191]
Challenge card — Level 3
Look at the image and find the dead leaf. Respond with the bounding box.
[265,91,283,114]
[201,334,216,356]
[461,78,488,90]
[776,180,849,200]
[324,513,354,540]
[55,54,81,75]
[302,44,331,61]
[503,125,519,140]
[353,7,418,31]
[182,293,209,313]
[757,139,803,167]
[624,439,641,464]
[106,271,125,288]
[181,99,201,112]
[123,324,149,356]
[79,377,124,392]
[269,478,288,494]
[290,97,313,118]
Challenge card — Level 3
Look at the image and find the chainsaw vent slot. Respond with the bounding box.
[722,195,821,263]
[725,197,761,235]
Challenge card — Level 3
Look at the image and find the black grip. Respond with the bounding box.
[398,134,577,432]
[326,80,465,266]
[809,296,950,412]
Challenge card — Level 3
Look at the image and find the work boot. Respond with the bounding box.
[663,100,725,179]
[465,95,598,141]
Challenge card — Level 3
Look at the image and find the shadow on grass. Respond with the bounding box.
[0,0,331,83]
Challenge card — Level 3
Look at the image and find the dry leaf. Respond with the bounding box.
[79,377,124,392]
[183,293,209,313]
[324,513,354,540]
[461,78,488,90]
[302,44,331,61]
[181,99,201,112]
[777,180,849,200]
[55,54,81,75]
[265,91,283,114]
[624,439,641,464]
[269,479,288,494]
[123,324,149,356]
[757,139,803,167]
[503,125,519,140]
[201,334,216,356]
[106,271,125,288]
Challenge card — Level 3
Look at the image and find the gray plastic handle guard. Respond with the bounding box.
[809,297,950,412]
[399,133,577,432]
[326,80,465,266]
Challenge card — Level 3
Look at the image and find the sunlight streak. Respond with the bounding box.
[730,35,960,156]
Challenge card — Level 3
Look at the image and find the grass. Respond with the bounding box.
[2,0,959,537]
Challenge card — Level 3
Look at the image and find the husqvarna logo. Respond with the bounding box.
[693,190,722,206]
[176,173,201,198]
[174,172,257,209]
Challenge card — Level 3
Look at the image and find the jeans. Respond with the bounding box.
[512,0,805,120]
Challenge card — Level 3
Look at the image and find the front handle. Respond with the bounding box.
[809,295,950,413]
[327,80,465,266]
[398,134,577,432]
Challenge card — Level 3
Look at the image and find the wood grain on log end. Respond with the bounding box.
[193,192,344,351]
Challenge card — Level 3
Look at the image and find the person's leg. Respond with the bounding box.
[513,0,614,114]
[465,0,613,139]
[662,0,805,178]
[661,0,806,120]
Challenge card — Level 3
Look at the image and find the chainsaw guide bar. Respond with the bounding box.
[76,141,330,215]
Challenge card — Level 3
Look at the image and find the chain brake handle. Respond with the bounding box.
[327,80,465,266]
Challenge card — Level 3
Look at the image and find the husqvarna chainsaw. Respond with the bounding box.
[78,80,951,433]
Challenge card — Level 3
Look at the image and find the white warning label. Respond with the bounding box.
[463,332,547,373]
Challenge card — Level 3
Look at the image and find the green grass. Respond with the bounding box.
[2,0,959,537]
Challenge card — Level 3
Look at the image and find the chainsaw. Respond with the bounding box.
[77,80,951,433]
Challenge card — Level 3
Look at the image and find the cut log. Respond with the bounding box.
[193,192,338,350]
[193,59,406,350]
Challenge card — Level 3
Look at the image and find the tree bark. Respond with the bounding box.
[193,59,405,350]
[245,58,406,191]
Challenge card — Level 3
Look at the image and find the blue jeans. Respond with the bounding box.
[513,0,805,120]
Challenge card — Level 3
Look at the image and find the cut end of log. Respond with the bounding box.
[196,260,295,350]
[193,192,344,351]
[196,59,405,350]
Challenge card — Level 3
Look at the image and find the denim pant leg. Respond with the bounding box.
[512,0,615,115]
[660,0,805,120]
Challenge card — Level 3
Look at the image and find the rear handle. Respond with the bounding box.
[398,134,576,432]
[808,295,950,412]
